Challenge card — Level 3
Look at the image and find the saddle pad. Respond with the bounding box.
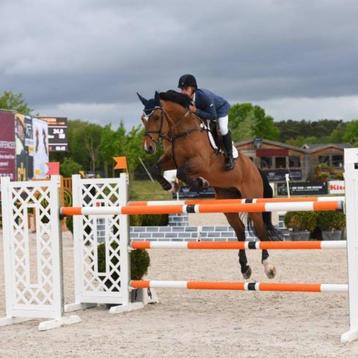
[207,131,239,159]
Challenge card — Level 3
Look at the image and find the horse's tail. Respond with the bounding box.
[259,169,283,241]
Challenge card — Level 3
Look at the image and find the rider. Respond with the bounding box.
[178,74,235,170]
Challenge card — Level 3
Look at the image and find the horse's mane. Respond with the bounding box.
[159,90,192,109]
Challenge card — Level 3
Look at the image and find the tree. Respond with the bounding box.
[67,120,92,170]
[99,124,122,177]
[276,119,344,143]
[0,91,32,114]
[66,120,102,174]
[343,120,358,146]
[82,123,103,173]
[60,158,82,177]
[123,125,146,177]
[229,103,279,142]
[252,106,279,140]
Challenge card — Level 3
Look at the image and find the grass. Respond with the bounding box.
[129,180,172,201]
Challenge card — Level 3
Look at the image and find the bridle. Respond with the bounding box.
[143,107,205,144]
[143,107,168,144]
[143,106,207,168]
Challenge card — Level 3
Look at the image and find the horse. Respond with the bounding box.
[137,90,281,280]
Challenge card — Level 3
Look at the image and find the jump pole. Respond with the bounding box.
[128,196,345,206]
[60,200,343,216]
[131,240,346,250]
[130,280,348,293]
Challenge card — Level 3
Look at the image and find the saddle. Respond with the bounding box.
[201,120,239,158]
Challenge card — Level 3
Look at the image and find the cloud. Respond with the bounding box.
[1,0,358,128]
[257,95,358,121]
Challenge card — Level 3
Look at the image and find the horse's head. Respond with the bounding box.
[137,91,164,154]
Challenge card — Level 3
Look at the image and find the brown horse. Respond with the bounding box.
[137,90,281,279]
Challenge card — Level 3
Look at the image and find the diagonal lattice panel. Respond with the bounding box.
[72,176,129,305]
[1,177,63,320]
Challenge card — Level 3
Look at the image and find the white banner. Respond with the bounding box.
[328,180,345,195]
[33,118,49,179]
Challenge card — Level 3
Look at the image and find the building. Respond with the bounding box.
[236,138,350,182]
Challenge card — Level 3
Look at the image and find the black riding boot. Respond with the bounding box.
[222,132,235,171]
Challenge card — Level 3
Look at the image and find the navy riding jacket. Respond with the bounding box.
[193,88,230,120]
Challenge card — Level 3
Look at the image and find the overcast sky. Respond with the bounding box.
[1,0,358,128]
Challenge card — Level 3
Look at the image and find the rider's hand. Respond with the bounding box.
[189,105,196,113]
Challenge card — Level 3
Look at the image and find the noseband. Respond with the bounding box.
[143,108,168,144]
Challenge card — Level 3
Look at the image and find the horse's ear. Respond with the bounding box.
[154,91,160,106]
[137,92,148,106]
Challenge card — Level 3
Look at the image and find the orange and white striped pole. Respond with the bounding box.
[128,196,345,206]
[130,240,346,250]
[130,280,348,292]
[60,200,343,216]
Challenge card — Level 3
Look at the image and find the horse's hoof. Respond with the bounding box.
[200,177,209,188]
[168,182,180,194]
[242,266,252,280]
[263,259,276,279]
[196,177,209,189]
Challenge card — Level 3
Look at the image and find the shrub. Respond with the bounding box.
[60,158,82,177]
[316,163,330,170]
[284,211,317,231]
[97,241,150,280]
[318,172,330,182]
[130,214,168,226]
[316,211,346,231]
[66,216,73,233]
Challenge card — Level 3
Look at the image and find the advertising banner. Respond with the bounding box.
[15,113,35,180]
[33,118,49,179]
[328,180,345,195]
[0,111,16,180]
[264,169,303,182]
[277,182,328,196]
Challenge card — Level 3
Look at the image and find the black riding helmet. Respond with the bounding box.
[178,74,198,89]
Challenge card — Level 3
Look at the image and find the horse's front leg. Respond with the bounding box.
[151,154,177,192]
[176,162,207,190]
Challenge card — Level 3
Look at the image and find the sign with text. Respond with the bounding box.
[41,117,68,152]
[328,180,345,195]
[264,169,303,182]
[0,111,16,180]
[277,182,328,196]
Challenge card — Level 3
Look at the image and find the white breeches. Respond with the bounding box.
[218,115,229,135]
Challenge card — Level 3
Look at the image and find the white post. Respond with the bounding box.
[0,177,14,322]
[113,173,130,307]
[341,148,358,343]
[64,174,91,312]
[285,173,290,197]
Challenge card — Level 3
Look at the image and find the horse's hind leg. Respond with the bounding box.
[250,212,277,279]
[224,213,252,279]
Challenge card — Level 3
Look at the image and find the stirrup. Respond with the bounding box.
[225,156,235,171]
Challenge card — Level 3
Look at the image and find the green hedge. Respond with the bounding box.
[97,241,150,280]
[284,211,317,231]
[285,211,345,232]
[130,214,168,226]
